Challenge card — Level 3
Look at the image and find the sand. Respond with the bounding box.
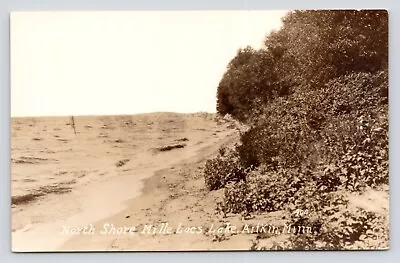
[11,112,389,252]
[11,112,245,251]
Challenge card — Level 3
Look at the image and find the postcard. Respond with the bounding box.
[11,10,389,251]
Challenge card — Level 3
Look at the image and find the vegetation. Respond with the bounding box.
[205,10,388,250]
[204,147,246,190]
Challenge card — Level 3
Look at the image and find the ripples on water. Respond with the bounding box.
[11,112,216,206]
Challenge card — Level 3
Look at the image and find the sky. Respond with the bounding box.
[11,11,288,117]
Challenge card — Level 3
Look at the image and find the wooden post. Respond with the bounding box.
[71,116,76,135]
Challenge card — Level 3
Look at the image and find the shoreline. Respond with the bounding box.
[12,122,239,252]
[11,120,389,251]
[58,130,240,251]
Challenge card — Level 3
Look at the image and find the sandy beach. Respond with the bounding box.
[11,112,389,252]
[10,10,389,253]
[11,112,241,251]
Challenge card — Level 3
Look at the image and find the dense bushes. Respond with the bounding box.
[206,10,388,250]
[217,10,388,122]
[237,99,320,169]
[223,166,317,214]
[282,195,389,250]
[221,164,342,215]
[321,71,388,116]
[220,161,389,249]
[265,10,388,88]
[216,47,278,122]
[203,147,246,190]
[237,70,388,185]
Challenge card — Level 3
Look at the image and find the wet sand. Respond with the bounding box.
[11,112,389,252]
[12,112,238,251]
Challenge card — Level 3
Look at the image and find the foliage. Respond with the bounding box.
[222,165,340,215]
[265,10,388,88]
[216,47,279,122]
[237,90,321,169]
[207,10,389,250]
[203,147,246,191]
[237,70,388,187]
[216,10,388,121]
[282,193,389,250]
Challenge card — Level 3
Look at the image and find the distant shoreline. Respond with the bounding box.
[11,111,218,119]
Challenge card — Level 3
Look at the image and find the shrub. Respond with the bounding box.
[285,196,388,250]
[237,93,321,170]
[210,10,388,250]
[237,71,388,188]
[320,71,388,116]
[217,11,388,122]
[216,47,278,122]
[203,147,246,191]
[223,167,318,214]
[320,111,388,190]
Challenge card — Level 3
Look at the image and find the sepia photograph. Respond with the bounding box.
[11,10,389,252]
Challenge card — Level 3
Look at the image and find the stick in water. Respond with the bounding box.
[71,116,76,135]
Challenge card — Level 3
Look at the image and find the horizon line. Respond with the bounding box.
[11,110,218,119]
